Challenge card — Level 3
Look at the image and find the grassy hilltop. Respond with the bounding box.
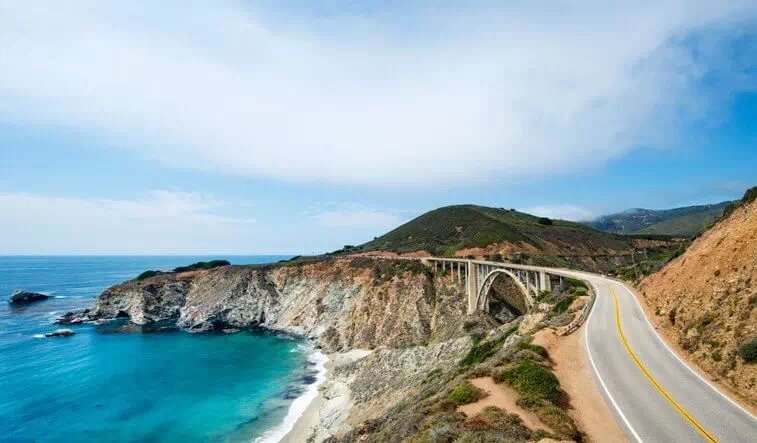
[358,205,657,257]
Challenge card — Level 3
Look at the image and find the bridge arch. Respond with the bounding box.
[475,268,534,315]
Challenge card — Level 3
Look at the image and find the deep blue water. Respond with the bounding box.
[0,256,315,443]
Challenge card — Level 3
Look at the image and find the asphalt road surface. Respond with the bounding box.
[570,271,757,442]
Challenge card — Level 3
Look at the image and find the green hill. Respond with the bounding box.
[587,201,732,236]
[360,205,639,256]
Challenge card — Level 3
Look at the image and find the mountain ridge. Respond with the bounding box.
[587,201,733,236]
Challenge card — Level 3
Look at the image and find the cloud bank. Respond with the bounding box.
[1,1,755,187]
[0,191,258,254]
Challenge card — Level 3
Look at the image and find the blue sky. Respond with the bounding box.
[1,1,756,254]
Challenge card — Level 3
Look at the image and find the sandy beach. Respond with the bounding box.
[280,349,372,443]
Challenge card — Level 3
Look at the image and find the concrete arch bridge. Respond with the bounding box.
[420,258,576,315]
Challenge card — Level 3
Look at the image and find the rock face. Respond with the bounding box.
[8,289,50,304]
[76,257,470,353]
[45,328,75,337]
[640,193,757,406]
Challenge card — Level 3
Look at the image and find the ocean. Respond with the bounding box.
[0,256,320,442]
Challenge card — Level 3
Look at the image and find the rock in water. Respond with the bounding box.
[55,309,91,325]
[8,289,50,304]
[44,329,75,338]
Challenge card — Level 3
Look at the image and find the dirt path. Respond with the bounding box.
[532,327,628,442]
[458,377,554,433]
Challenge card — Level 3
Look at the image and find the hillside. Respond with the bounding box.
[588,201,732,236]
[357,205,680,269]
[639,187,757,406]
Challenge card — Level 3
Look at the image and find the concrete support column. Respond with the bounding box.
[467,261,477,314]
[539,271,550,292]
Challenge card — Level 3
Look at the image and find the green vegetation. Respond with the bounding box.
[722,186,757,220]
[460,336,506,368]
[711,349,723,362]
[537,217,553,226]
[738,337,757,363]
[350,257,433,283]
[135,270,163,281]
[360,204,635,256]
[552,295,576,314]
[173,260,230,273]
[588,201,733,236]
[447,382,486,405]
[668,306,677,325]
[611,246,689,283]
[495,360,561,403]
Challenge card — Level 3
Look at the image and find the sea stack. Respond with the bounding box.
[8,289,50,304]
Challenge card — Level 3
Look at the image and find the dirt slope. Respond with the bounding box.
[639,194,757,406]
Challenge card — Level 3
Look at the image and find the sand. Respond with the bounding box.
[458,377,554,432]
[280,349,372,443]
[532,327,628,442]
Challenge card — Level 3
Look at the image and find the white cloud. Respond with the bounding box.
[307,205,407,229]
[0,1,755,187]
[0,191,258,254]
[524,204,596,222]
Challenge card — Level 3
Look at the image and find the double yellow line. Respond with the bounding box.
[611,288,718,443]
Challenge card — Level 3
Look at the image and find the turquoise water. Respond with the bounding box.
[0,256,315,442]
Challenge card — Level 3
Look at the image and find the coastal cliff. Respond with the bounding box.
[75,257,470,353]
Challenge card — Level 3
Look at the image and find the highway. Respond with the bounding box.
[568,271,757,442]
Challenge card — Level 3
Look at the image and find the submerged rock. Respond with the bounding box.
[45,329,75,338]
[8,289,50,304]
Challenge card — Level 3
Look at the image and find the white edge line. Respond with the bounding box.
[583,279,644,443]
[616,281,757,422]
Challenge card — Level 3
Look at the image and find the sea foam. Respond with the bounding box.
[254,349,328,443]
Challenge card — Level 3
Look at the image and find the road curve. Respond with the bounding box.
[564,270,757,442]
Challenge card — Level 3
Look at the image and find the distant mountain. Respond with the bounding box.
[587,201,733,236]
[359,204,649,257]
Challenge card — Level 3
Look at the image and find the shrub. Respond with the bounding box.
[714,269,721,277]
[497,360,561,403]
[712,349,723,362]
[527,401,579,440]
[460,337,505,367]
[461,407,533,441]
[668,306,677,325]
[173,260,230,273]
[515,340,548,358]
[738,338,757,363]
[552,296,576,314]
[463,320,479,332]
[135,270,162,281]
[537,217,553,226]
[448,382,486,405]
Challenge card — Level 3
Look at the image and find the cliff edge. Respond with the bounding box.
[640,188,757,406]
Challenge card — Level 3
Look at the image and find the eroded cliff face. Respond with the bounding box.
[84,258,470,353]
[640,197,757,405]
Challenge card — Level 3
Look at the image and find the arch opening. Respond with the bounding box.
[477,269,531,322]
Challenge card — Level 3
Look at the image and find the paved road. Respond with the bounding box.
[565,271,757,442]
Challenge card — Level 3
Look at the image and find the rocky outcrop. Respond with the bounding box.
[640,192,757,406]
[8,289,50,304]
[72,258,470,353]
[45,328,75,337]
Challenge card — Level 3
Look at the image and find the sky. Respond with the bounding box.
[1,1,756,255]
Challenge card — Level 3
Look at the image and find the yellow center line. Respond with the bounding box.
[611,288,718,443]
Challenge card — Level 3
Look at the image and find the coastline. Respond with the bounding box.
[279,349,373,443]
[254,349,329,443]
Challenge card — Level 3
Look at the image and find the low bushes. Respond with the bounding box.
[738,338,757,363]
[460,338,504,367]
[447,382,486,406]
[173,260,230,273]
[135,270,163,281]
[495,360,561,403]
